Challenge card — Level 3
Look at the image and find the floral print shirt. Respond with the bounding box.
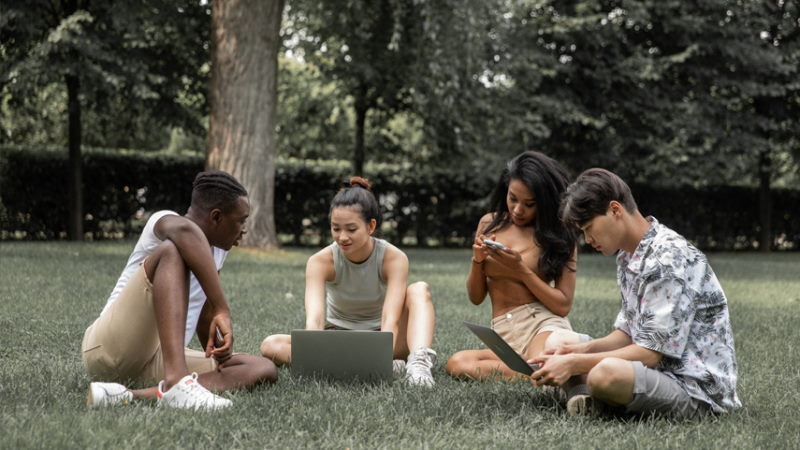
[614,217,741,413]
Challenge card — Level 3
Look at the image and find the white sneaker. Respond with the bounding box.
[157,373,232,411]
[405,347,437,387]
[87,382,133,408]
[393,359,406,375]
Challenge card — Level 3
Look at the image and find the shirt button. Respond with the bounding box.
[506,313,513,319]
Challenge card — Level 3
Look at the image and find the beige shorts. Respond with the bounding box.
[491,302,573,355]
[81,264,216,385]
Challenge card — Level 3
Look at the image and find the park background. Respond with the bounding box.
[1,1,800,449]
[1,0,798,249]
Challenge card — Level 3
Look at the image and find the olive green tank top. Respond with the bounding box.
[325,238,388,330]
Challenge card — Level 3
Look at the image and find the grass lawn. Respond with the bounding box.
[1,241,799,449]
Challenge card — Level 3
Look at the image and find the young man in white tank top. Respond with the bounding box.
[81,171,277,410]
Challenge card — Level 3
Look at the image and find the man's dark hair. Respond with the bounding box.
[191,171,248,212]
[560,168,637,228]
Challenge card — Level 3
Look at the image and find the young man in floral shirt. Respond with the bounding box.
[529,168,741,418]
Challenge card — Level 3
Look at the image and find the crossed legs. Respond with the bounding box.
[445,329,581,381]
[260,281,436,364]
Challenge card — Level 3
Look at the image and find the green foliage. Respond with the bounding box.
[2,243,800,448]
[0,0,211,148]
[276,57,354,160]
[284,0,426,170]
[2,147,798,249]
[0,147,202,239]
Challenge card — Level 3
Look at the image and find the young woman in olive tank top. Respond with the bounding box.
[260,177,438,387]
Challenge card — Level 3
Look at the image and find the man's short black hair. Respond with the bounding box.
[191,170,248,213]
[560,168,638,228]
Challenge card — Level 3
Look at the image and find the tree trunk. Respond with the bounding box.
[353,87,368,177]
[758,149,772,252]
[66,73,83,241]
[208,0,285,249]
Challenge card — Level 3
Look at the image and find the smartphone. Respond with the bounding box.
[483,239,506,250]
[215,327,224,347]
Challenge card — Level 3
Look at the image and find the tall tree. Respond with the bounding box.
[1,0,211,239]
[286,0,423,175]
[207,0,285,249]
[623,0,800,250]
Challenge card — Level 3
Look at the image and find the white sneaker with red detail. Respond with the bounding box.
[87,382,134,408]
[157,373,232,411]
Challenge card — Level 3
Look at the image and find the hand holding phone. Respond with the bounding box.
[215,327,224,348]
[483,239,506,250]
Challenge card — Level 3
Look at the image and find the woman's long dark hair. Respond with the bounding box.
[483,151,577,281]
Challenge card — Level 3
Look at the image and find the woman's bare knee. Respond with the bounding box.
[543,329,581,353]
[260,334,291,365]
[445,351,472,376]
[406,281,432,306]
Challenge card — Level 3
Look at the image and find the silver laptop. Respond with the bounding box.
[464,321,540,375]
[291,330,393,382]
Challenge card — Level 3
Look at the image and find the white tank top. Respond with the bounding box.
[325,238,388,330]
[101,210,227,346]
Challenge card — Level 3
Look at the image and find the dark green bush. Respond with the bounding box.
[0,147,201,239]
[1,147,798,250]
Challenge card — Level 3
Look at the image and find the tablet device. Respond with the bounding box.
[463,321,540,375]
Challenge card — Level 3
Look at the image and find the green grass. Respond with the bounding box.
[1,242,799,449]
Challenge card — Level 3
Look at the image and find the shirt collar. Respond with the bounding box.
[617,216,659,275]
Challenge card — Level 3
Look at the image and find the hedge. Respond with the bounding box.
[1,147,798,250]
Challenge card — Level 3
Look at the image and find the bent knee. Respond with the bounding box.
[587,357,631,393]
[144,240,186,278]
[407,281,431,297]
[444,351,472,376]
[260,334,291,365]
[543,330,581,352]
[260,334,283,356]
[406,281,432,306]
[153,239,182,261]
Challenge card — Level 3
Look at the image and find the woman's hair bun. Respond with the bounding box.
[348,176,371,191]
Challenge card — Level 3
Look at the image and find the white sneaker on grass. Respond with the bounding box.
[157,373,232,411]
[87,382,134,408]
[393,359,406,375]
[405,347,437,387]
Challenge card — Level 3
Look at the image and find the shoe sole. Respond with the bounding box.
[87,383,131,408]
[86,385,96,408]
[567,395,596,417]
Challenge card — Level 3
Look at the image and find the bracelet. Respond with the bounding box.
[471,258,484,265]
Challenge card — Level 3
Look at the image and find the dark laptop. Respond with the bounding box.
[463,321,540,376]
[291,330,393,382]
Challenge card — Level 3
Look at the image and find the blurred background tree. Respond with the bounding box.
[1,0,211,239]
[2,0,798,249]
